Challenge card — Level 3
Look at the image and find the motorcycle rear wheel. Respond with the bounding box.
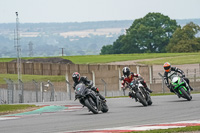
[84,98,99,114]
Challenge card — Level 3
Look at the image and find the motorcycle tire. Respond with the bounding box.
[84,98,99,114]
[135,92,148,106]
[180,87,192,101]
[101,102,109,113]
[147,95,153,105]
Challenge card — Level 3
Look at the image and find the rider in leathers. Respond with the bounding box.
[121,67,152,98]
[163,62,193,94]
[72,72,106,103]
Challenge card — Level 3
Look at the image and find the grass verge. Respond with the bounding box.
[0,104,39,115]
[0,74,65,84]
[131,126,200,133]
[0,53,199,65]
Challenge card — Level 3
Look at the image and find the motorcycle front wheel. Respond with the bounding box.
[101,101,109,113]
[180,87,192,101]
[84,98,99,114]
[135,92,148,106]
[147,95,153,105]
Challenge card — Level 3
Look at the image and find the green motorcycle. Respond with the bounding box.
[171,75,192,101]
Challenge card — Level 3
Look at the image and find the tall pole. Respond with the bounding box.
[28,41,33,57]
[60,48,64,56]
[15,12,22,82]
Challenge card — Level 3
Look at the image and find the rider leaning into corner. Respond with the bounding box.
[120,67,153,97]
[72,72,106,102]
[163,62,194,93]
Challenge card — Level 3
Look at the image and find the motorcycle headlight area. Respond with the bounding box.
[172,77,180,85]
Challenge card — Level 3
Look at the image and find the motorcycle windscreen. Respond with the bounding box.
[75,83,87,97]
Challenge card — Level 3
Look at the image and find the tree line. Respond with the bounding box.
[100,12,200,54]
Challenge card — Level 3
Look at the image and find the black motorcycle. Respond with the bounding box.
[75,83,108,114]
[128,79,152,106]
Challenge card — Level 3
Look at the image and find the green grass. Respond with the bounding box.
[140,54,200,65]
[131,126,200,133]
[0,53,199,64]
[0,74,65,84]
[0,104,37,113]
[61,53,200,64]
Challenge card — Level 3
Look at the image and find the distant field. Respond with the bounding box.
[0,74,65,84]
[0,53,199,65]
[139,54,200,65]
[60,28,123,38]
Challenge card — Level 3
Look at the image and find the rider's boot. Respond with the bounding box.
[92,87,106,102]
[128,92,134,98]
[96,92,106,102]
[145,87,153,93]
[189,85,194,91]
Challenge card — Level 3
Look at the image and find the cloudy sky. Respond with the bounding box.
[0,0,199,23]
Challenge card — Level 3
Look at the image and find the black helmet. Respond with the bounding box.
[72,72,80,83]
[122,67,130,77]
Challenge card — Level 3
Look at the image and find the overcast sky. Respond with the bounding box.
[0,0,200,23]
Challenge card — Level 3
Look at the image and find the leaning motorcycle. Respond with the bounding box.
[128,79,152,106]
[171,75,192,101]
[75,83,108,114]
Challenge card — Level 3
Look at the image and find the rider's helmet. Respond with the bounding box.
[122,67,130,77]
[163,62,171,72]
[72,72,80,83]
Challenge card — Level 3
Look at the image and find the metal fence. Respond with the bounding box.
[0,79,70,104]
[1,67,200,104]
[152,68,200,84]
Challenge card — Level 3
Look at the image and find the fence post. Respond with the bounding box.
[136,65,140,74]
[19,79,24,103]
[194,69,196,82]
[118,68,122,91]
[92,71,95,86]
[48,80,55,101]
[149,65,153,84]
[101,79,107,97]
[65,80,72,100]
[4,78,14,104]
[40,82,44,102]
[158,73,165,93]
[33,79,39,102]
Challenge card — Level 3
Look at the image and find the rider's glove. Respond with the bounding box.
[182,75,185,78]
[120,77,124,80]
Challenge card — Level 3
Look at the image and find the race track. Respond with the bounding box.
[0,94,200,133]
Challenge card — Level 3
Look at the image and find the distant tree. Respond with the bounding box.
[100,12,179,54]
[166,22,200,52]
[100,45,113,55]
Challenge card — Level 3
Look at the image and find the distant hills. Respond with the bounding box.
[0,19,199,57]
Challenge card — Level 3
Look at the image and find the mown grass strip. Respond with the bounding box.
[0,53,199,64]
[0,74,65,84]
[131,126,200,133]
[140,54,200,65]
[0,104,37,113]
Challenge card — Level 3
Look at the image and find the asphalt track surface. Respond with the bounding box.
[0,94,200,133]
